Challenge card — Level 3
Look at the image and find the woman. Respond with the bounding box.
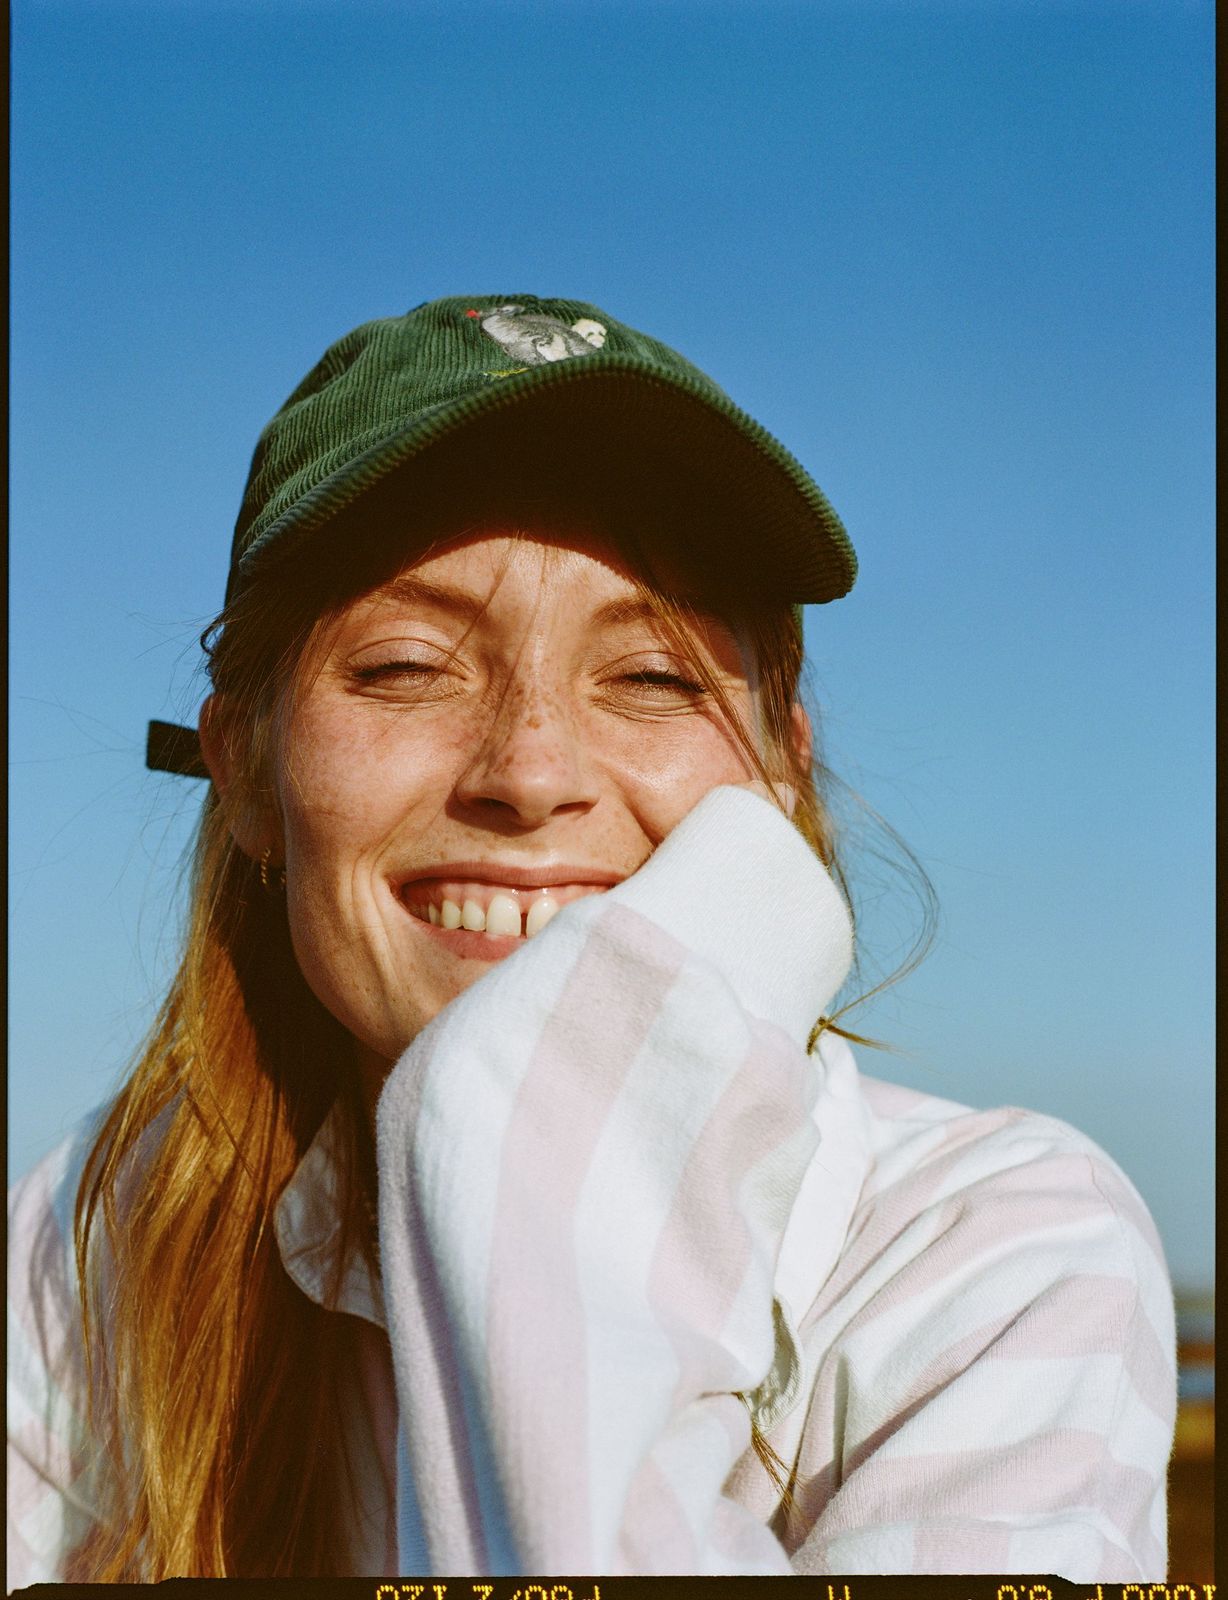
[8,295,1176,1582]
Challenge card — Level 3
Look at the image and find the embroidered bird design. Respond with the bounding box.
[468,304,607,365]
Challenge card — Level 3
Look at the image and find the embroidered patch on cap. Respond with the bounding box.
[466,304,607,365]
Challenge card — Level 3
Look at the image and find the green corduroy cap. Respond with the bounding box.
[147,293,857,777]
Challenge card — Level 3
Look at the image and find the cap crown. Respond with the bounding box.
[235,296,724,566]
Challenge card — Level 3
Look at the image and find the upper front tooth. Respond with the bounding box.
[485,893,522,937]
[461,897,486,932]
[525,896,562,938]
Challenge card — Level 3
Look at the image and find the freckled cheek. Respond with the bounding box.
[278,711,463,865]
[594,719,754,829]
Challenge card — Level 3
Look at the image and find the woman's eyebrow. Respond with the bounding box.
[373,573,491,617]
[589,595,668,627]
[588,595,744,664]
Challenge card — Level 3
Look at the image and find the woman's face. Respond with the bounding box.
[267,530,767,1087]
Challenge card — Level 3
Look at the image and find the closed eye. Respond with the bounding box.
[619,670,705,694]
[353,659,440,682]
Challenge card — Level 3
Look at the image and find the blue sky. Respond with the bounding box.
[9,0,1214,1286]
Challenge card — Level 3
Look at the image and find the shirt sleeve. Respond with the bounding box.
[7,1123,112,1589]
[785,1106,1177,1581]
[375,785,855,1576]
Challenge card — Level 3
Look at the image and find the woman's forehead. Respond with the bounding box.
[337,527,740,638]
[392,525,702,600]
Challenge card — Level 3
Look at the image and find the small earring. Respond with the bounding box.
[259,847,286,892]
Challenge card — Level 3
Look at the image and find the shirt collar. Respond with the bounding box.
[777,1028,873,1321]
[741,1029,873,1432]
[273,1105,387,1330]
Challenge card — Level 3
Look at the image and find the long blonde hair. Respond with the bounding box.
[72,511,932,1575]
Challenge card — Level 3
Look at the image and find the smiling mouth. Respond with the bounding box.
[399,879,610,943]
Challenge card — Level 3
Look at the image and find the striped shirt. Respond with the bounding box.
[7,787,1176,1582]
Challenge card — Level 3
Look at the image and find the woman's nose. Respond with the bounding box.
[453,678,600,827]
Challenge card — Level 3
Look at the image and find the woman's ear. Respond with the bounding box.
[198,694,234,796]
[198,694,280,862]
